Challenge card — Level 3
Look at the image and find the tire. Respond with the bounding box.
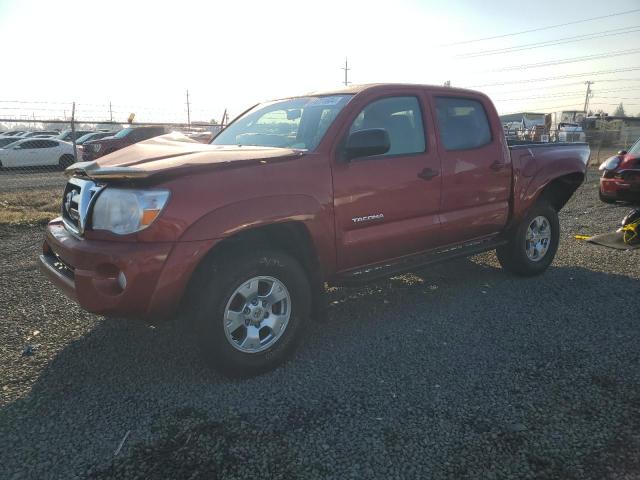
[193,249,311,376]
[496,201,560,276]
[598,191,617,204]
[58,154,75,170]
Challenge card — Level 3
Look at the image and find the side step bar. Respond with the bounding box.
[334,237,507,287]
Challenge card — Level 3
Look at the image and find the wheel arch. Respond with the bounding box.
[537,171,585,211]
[181,220,327,322]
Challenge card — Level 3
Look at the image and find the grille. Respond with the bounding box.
[61,182,82,232]
[61,177,102,236]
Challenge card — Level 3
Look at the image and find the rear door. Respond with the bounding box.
[432,95,511,244]
[332,90,442,271]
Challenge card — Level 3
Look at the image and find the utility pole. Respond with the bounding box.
[109,101,113,123]
[583,81,594,113]
[186,90,191,129]
[342,58,351,87]
[71,102,78,162]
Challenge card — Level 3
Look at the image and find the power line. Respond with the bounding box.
[456,26,640,58]
[466,67,640,87]
[481,79,640,94]
[491,48,640,72]
[441,8,640,46]
[494,87,640,101]
[590,96,640,100]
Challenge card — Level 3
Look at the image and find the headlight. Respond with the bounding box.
[92,188,170,235]
[599,156,621,171]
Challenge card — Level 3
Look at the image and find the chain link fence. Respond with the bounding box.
[1,106,639,225]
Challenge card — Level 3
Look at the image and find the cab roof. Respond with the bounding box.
[305,83,484,98]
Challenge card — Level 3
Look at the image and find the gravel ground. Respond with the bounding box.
[0,169,67,192]
[1,172,639,479]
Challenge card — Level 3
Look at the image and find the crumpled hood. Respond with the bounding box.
[66,132,305,180]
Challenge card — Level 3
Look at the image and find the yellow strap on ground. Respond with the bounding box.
[574,235,591,240]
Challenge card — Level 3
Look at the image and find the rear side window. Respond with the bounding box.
[350,96,426,156]
[435,97,492,150]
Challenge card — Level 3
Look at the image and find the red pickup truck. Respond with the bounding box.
[40,84,589,375]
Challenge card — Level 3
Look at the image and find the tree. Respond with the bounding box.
[613,103,626,117]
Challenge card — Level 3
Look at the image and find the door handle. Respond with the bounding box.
[490,160,506,171]
[418,168,439,180]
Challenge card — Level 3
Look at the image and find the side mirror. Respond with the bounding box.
[344,128,390,161]
[618,150,628,155]
[13,145,22,150]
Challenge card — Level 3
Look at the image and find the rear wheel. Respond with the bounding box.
[58,154,75,170]
[497,201,559,276]
[193,249,310,376]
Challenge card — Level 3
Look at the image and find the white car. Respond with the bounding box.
[0,138,78,169]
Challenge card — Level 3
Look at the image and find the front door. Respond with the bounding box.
[332,92,442,271]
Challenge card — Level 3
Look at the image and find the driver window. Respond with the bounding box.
[349,96,426,156]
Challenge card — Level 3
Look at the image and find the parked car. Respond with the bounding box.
[599,137,640,204]
[75,131,119,145]
[23,130,60,138]
[32,134,57,138]
[82,126,167,161]
[0,138,76,169]
[40,84,589,375]
[0,130,27,137]
[56,129,93,142]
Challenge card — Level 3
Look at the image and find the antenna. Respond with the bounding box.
[342,58,351,87]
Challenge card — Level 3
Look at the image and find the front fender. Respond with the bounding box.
[179,194,336,273]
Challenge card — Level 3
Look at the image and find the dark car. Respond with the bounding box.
[56,130,93,142]
[599,138,640,204]
[82,126,166,161]
[75,131,119,145]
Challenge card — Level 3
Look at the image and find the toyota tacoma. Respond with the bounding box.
[40,84,590,375]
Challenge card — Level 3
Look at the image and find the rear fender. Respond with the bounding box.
[512,145,587,223]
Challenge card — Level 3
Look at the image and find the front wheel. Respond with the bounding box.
[598,191,617,204]
[193,249,311,376]
[497,201,560,276]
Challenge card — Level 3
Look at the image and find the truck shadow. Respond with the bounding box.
[2,256,639,477]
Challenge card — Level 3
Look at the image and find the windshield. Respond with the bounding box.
[114,128,134,138]
[629,137,640,154]
[75,133,95,144]
[212,95,353,150]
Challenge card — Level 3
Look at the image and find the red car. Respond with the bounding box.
[599,139,640,204]
[40,84,589,375]
[82,125,166,161]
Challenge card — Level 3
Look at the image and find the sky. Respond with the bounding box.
[0,0,639,124]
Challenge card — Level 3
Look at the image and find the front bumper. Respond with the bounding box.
[39,219,217,319]
[600,171,640,203]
